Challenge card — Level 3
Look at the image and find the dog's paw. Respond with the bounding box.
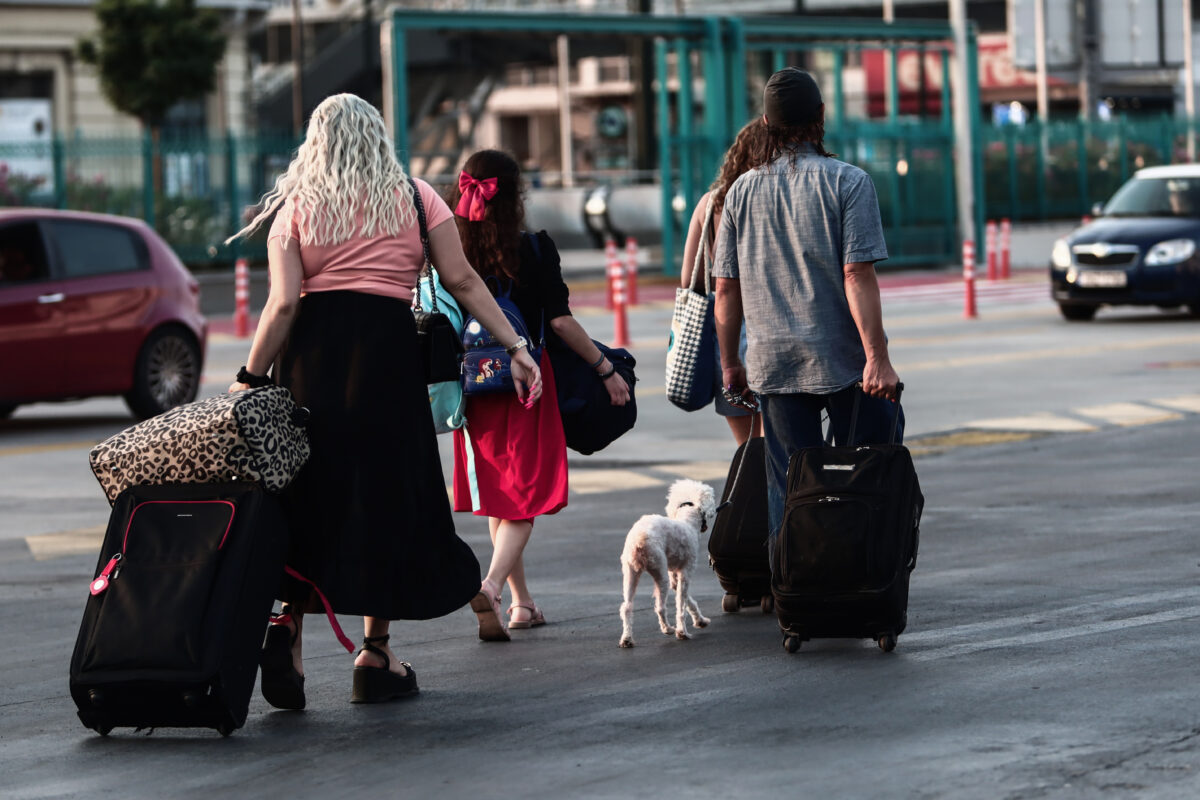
[675,629,692,641]
[619,637,635,648]
[659,625,675,636]
[696,616,710,628]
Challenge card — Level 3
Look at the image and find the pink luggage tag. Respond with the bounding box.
[89,554,123,596]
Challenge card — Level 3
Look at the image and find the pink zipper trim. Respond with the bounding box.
[283,566,356,653]
[123,500,237,553]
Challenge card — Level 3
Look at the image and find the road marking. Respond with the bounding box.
[963,413,1097,433]
[1151,394,1200,414]
[648,461,733,482]
[907,606,1200,662]
[1074,401,1183,427]
[904,586,1200,644]
[24,526,106,560]
[896,333,1200,373]
[0,440,100,458]
[570,469,666,495]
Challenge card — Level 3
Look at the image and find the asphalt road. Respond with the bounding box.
[1,274,1198,799]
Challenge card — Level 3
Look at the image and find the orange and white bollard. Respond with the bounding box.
[610,258,630,347]
[234,257,250,338]
[1081,214,1093,226]
[963,239,978,319]
[604,237,618,310]
[999,217,1012,280]
[624,236,639,306]
[985,220,998,281]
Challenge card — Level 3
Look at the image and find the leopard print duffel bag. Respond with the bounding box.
[90,386,311,505]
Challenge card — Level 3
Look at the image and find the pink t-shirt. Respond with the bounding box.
[267,178,453,303]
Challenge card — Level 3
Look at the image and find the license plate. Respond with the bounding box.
[1076,270,1127,288]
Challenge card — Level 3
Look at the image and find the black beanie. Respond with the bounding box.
[763,68,823,126]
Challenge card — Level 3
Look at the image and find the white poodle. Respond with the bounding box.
[618,479,718,648]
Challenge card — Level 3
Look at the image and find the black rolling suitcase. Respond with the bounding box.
[69,481,288,736]
[708,434,773,614]
[773,386,923,654]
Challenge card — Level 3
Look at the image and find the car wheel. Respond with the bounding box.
[1058,303,1097,322]
[0,404,16,420]
[125,327,201,420]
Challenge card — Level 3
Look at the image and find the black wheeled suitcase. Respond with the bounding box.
[708,435,773,614]
[773,386,923,654]
[69,481,287,736]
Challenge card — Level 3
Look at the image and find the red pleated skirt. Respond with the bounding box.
[452,351,568,519]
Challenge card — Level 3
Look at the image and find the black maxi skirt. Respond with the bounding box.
[275,290,481,620]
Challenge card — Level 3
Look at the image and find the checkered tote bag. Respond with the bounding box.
[665,197,717,411]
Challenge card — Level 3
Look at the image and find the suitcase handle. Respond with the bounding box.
[847,381,904,445]
[715,411,760,514]
[291,406,311,427]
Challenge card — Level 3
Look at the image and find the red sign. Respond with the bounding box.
[863,34,1066,117]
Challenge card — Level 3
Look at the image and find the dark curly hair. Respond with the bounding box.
[710,119,772,217]
[761,117,837,167]
[449,149,526,285]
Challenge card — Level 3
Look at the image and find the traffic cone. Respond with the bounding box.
[999,218,1012,279]
[604,237,618,310]
[234,257,250,338]
[985,220,998,281]
[624,236,639,306]
[610,260,630,347]
[962,239,978,319]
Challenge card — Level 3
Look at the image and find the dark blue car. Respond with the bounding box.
[1050,165,1200,321]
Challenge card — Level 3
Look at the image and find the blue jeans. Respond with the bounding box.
[760,388,905,572]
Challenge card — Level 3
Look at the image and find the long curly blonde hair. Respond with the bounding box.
[227,93,415,246]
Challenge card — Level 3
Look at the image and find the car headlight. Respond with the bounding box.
[1144,238,1196,266]
[1051,239,1072,268]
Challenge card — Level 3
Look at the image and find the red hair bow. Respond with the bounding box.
[455,172,499,222]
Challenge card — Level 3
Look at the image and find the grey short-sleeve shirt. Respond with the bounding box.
[711,144,888,394]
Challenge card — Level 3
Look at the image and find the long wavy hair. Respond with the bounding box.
[761,116,837,167]
[710,119,772,216]
[450,149,526,285]
[227,93,415,246]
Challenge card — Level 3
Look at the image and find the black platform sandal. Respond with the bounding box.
[260,612,305,710]
[350,634,418,704]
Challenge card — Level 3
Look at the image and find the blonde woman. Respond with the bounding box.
[227,94,542,706]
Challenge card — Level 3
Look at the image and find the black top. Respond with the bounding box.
[495,230,572,339]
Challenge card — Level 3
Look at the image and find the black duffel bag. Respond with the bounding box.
[548,335,637,455]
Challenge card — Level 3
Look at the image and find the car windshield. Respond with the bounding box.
[1104,176,1200,217]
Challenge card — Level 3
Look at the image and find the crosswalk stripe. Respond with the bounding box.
[1152,394,1200,413]
[1074,402,1183,427]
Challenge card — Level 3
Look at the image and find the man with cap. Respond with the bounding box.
[711,67,903,573]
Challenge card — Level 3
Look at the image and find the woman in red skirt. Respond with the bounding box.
[450,150,630,641]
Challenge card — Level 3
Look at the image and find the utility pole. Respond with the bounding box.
[291,0,304,136]
[630,0,655,174]
[557,35,574,187]
[1185,0,1195,160]
[1077,0,1100,119]
[949,0,975,246]
[1034,0,1048,122]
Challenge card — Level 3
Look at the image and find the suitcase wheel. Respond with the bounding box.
[94,725,113,737]
[216,722,235,738]
[760,595,774,614]
[721,593,740,613]
[782,634,801,654]
[877,633,898,653]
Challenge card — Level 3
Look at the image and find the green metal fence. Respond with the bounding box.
[0,131,298,265]
[982,116,1200,222]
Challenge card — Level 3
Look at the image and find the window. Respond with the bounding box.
[0,222,51,284]
[46,221,146,278]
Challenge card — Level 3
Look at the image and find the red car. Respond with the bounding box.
[0,209,207,420]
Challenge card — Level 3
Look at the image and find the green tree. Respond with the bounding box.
[78,0,226,132]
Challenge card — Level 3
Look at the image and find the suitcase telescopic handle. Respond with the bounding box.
[848,381,904,445]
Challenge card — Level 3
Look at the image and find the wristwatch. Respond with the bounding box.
[504,336,528,356]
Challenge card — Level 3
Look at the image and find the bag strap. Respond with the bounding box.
[409,177,437,315]
[715,413,760,515]
[845,382,905,446]
[688,194,715,296]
